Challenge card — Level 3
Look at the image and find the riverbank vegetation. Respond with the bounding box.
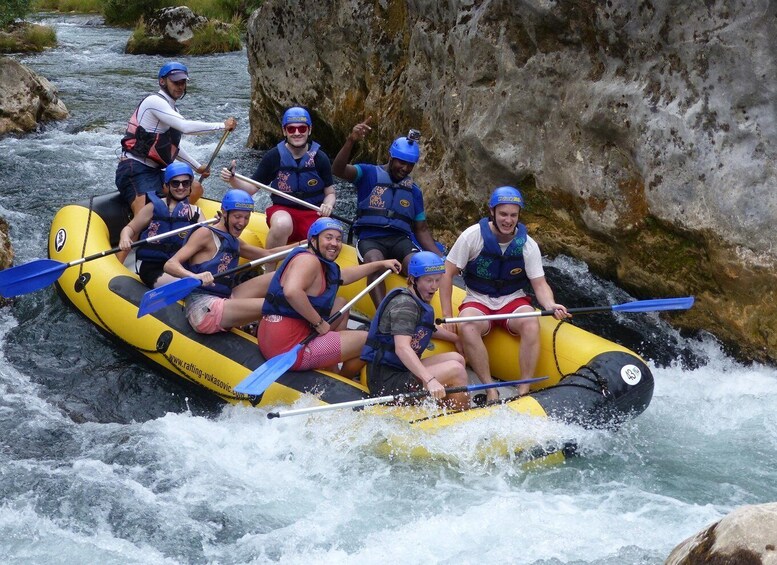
[0,21,56,53]
[126,15,242,55]
[26,0,262,26]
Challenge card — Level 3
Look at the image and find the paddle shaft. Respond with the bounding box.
[69,216,219,269]
[233,172,353,226]
[266,377,548,419]
[198,129,231,182]
[300,269,393,347]
[437,306,607,325]
[212,243,306,282]
[437,297,695,324]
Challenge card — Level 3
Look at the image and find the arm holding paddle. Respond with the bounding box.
[530,276,570,321]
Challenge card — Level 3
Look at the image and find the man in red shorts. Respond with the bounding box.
[220,106,335,269]
[439,186,570,402]
[258,218,400,379]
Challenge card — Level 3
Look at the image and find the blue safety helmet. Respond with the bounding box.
[163,162,194,184]
[389,136,420,164]
[158,61,189,81]
[488,186,524,209]
[408,251,445,279]
[221,189,254,212]
[281,107,312,127]
[308,218,344,240]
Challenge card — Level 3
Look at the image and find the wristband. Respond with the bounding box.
[312,318,325,328]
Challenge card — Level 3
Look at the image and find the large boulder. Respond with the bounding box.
[666,502,777,564]
[126,6,239,55]
[245,0,777,363]
[0,56,68,136]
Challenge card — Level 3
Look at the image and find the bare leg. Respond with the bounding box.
[362,248,387,307]
[338,329,368,378]
[508,311,541,396]
[231,272,273,299]
[265,211,294,271]
[422,352,469,409]
[457,307,498,401]
[219,298,265,329]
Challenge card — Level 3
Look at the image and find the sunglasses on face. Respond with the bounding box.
[169,179,192,188]
[285,125,309,134]
[169,79,187,86]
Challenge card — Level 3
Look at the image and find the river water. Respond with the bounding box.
[1,14,776,565]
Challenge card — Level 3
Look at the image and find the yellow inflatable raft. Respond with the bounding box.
[48,193,654,464]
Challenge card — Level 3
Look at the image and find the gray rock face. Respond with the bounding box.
[666,502,777,564]
[145,6,208,42]
[245,0,777,362]
[0,56,68,136]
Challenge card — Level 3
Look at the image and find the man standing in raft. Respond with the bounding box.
[220,106,336,267]
[258,218,401,379]
[116,61,237,216]
[118,162,203,286]
[361,252,469,410]
[163,190,288,334]
[332,119,442,307]
[440,186,570,402]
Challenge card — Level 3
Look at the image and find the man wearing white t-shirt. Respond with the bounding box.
[439,186,570,402]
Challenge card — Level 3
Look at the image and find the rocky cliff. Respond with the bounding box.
[0,56,68,136]
[245,0,777,363]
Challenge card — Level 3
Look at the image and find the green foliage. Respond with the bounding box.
[23,22,56,47]
[1,0,31,29]
[185,19,241,54]
[0,22,56,52]
[101,0,174,27]
[32,0,102,13]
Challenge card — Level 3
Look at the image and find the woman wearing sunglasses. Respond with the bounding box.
[118,162,204,285]
[220,106,336,269]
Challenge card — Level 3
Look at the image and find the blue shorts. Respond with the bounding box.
[115,159,164,204]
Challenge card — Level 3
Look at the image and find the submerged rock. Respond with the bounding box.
[245,0,777,363]
[0,56,69,136]
[666,502,777,564]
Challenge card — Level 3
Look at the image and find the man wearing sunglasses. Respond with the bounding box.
[220,106,335,268]
[118,162,204,287]
[116,61,237,217]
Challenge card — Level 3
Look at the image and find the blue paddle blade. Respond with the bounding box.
[233,344,303,395]
[0,259,67,298]
[611,296,694,313]
[137,277,203,317]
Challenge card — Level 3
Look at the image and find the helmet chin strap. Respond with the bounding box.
[490,210,516,236]
[310,236,326,260]
[410,278,431,303]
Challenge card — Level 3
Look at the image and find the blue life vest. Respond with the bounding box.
[120,94,182,166]
[186,226,240,297]
[136,193,198,263]
[463,218,530,297]
[262,247,341,320]
[269,141,326,208]
[360,288,436,370]
[355,166,416,236]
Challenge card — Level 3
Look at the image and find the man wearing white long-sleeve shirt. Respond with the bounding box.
[116,61,237,216]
